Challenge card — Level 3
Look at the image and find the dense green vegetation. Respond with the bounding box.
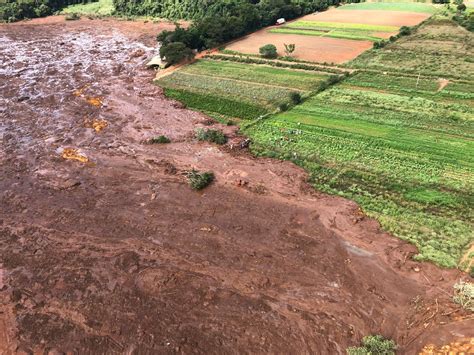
[114,0,339,21]
[347,335,397,355]
[61,0,113,15]
[0,0,98,21]
[157,59,330,119]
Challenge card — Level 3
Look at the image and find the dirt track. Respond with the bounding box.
[0,18,472,354]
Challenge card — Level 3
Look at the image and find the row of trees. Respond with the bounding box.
[157,0,340,65]
[114,0,338,21]
[0,0,98,22]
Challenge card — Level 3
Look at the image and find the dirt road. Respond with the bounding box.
[0,18,472,353]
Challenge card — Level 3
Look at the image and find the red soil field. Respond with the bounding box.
[225,30,373,64]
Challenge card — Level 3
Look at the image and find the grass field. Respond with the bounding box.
[156,59,330,120]
[350,18,474,80]
[340,2,438,14]
[61,0,114,16]
[270,21,397,41]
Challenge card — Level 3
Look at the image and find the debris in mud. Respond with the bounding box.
[59,148,89,163]
[84,118,108,133]
[419,338,474,354]
[85,96,103,107]
[130,49,146,58]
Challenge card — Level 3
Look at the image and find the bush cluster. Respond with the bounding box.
[186,169,214,190]
[149,135,171,144]
[347,335,396,355]
[196,128,227,145]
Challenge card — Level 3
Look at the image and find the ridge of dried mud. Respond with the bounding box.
[0,17,472,354]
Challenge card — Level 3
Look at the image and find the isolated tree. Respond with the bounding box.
[159,42,195,66]
[259,44,278,59]
[284,43,296,57]
[457,3,467,11]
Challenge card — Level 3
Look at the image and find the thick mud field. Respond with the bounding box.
[0,18,472,354]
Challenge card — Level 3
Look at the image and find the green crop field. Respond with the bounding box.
[156,59,329,120]
[339,2,438,14]
[270,21,397,41]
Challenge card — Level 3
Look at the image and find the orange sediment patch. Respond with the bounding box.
[85,96,103,107]
[61,148,89,163]
[84,118,108,133]
[419,338,474,354]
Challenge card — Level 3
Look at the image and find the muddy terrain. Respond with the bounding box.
[0,18,472,354]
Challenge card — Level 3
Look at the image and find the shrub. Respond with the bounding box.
[186,169,214,190]
[160,42,195,66]
[347,335,396,355]
[289,92,302,104]
[195,128,227,144]
[399,26,411,36]
[65,13,80,21]
[259,44,278,59]
[278,103,289,112]
[453,280,474,312]
[149,135,171,144]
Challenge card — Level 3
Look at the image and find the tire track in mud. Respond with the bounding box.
[0,17,472,354]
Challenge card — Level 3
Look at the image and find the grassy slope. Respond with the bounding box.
[61,0,114,15]
[349,18,474,80]
[339,2,438,14]
[242,19,474,268]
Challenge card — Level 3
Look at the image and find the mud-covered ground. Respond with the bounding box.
[0,17,472,354]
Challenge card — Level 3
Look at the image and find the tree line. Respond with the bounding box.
[152,0,340,65]
[0,0,98,22]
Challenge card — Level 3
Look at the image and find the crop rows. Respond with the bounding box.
[270,20,397,41]
[157,59,328,119]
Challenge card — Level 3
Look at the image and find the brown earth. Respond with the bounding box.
[0,17,472,354]
[225,30,372,63]
[303,8,431,27]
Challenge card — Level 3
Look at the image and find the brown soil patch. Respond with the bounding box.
[303,8,431,27]
[226,29,372,63]
[0,16,470,354]
[437,78,450,92]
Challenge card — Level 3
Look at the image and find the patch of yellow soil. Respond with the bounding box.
[419,338,474,354]
[61,148,89,163]
[85,118,108,133]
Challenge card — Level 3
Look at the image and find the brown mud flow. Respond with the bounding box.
[0,18,472,353]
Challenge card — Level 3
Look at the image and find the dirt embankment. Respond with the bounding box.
[0,18,472,354]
